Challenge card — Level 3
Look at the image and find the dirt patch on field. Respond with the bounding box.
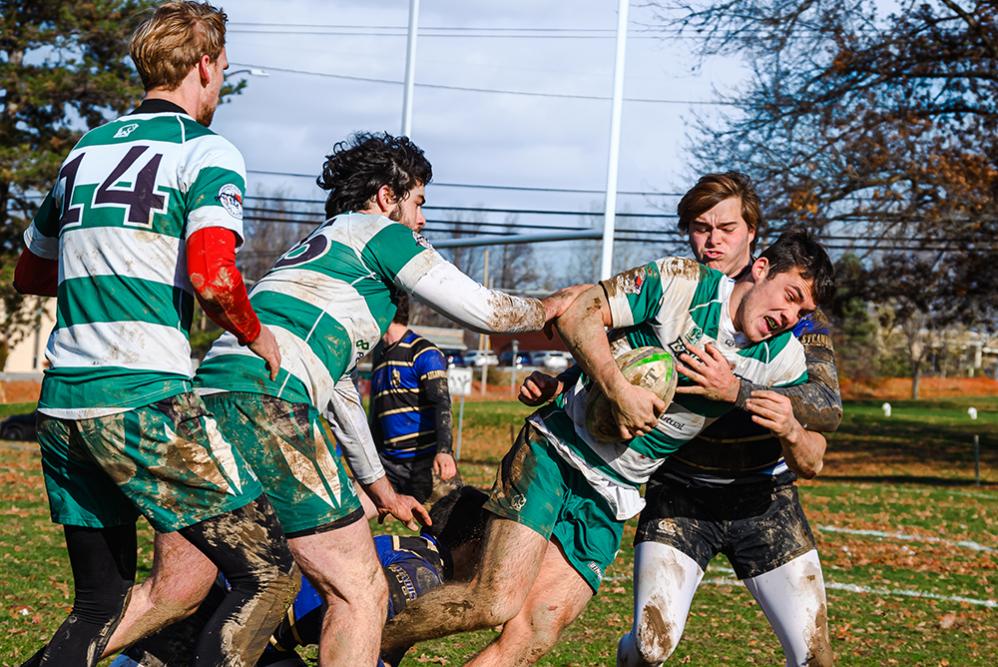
[842,377,998,400]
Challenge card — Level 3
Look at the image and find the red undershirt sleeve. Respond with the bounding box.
[186,227,261,346]
[13,248,58,297]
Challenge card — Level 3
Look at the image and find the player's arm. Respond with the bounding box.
[372,224,585,333]
[744,390,826,478]
[556,282,664,439]
[325,376,431,530]
[15,192,60,297]
[414,346,456,480]
[734,318,843,432]
[185,228,281,380]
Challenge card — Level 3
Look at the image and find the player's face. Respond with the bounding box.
[688,197,755,277]
[735,261,817,342]
[390,183,427,233]
[197,48,228,126]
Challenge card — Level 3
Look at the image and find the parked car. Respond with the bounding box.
[0,411,37,441]
[498,350,532,367]
[441,348,467,367]
[463,350,499,367]
[530,350,572,372]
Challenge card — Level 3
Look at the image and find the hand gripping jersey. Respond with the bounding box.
[24,100,246,418]
[533,258,808,520]
[659,311,837,486]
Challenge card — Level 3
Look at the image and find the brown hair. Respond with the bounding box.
[677,172,764,249]
[130,1,228,91]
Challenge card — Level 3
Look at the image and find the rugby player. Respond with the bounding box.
[522,174,840,666]
[381,226,836,665]
[100,132,588,665]
[110,487,490,667]
[14,3,299,665]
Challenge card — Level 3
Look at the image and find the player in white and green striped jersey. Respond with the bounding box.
[381,227,835,665]
[14,4,298,667]
[123,131,586,666]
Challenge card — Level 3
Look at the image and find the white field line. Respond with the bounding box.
[817,525,995,553]
[700,572,997,609]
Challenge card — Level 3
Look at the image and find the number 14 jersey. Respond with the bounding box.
[24,100,247,418]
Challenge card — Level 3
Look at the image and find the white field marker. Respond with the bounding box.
[817,525,995,553]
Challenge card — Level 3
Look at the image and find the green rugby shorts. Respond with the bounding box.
[485,421,624,593]
[202,392,361,536]
[38,392,262,532]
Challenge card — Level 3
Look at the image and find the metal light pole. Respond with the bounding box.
[401,0,421,137]
[599,0,630,280]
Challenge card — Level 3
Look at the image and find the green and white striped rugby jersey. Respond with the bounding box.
[197,212,545,417]
[24,102,247,418]
[534,257,808,520]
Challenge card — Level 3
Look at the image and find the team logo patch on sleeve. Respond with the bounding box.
[216,183,244,219]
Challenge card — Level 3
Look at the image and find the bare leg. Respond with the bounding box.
[288,517,388,666]
[102,531,218,657]
[469,539,593,666]
[381,517,549,657]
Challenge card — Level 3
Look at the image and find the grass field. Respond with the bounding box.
[1,397,995,665]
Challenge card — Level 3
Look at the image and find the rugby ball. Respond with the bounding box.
[584,346,678,442]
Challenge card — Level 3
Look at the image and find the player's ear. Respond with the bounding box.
[751,256,770,282]
[375,184,397,213]
[197,54,213,86]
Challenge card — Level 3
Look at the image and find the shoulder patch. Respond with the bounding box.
[113,123,139,139]
[216,183,243,219]
[659,257,704,280]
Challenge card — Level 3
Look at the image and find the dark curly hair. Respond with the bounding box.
[759,224,836,307]
[316,132,433,219]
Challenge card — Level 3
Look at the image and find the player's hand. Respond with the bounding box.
[606,382,666,440]
[745,390,802,442]
[248,325,282,381]
[518,371,563,406]
[541,284,592,337]
[366,476,431,531]
[674,342,739,403]
[433,452,457,481]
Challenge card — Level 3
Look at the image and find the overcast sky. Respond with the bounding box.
[210,0,748,276]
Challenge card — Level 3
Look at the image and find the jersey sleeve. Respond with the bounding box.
[413,343,448,380]
[23,190,61,260]
[766,336,810,388]
[601,258,705,329]
[182,135,247,244]
[324,375,385,485]
[360,222,438,284]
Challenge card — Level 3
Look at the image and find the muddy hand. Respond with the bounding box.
[608,382,665,440]
[248,324,282,381]
[674,342,738,403]
[519,371,562,406]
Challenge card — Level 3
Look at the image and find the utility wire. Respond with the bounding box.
[245,172,679,196]
[228,61,735,106]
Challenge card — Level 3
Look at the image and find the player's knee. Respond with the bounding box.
[630,608,680,665]
[617,631,669,667]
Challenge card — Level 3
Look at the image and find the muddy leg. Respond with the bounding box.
[179,496,299,667]
[617,542,704,666]
[381,517,549,658]
[102,530,218,657]
[287,516,387,666]
[470,539,592,666]
[742,549,833,667]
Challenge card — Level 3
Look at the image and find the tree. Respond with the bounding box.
[0,1,244,368]
[656,0,997,397]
